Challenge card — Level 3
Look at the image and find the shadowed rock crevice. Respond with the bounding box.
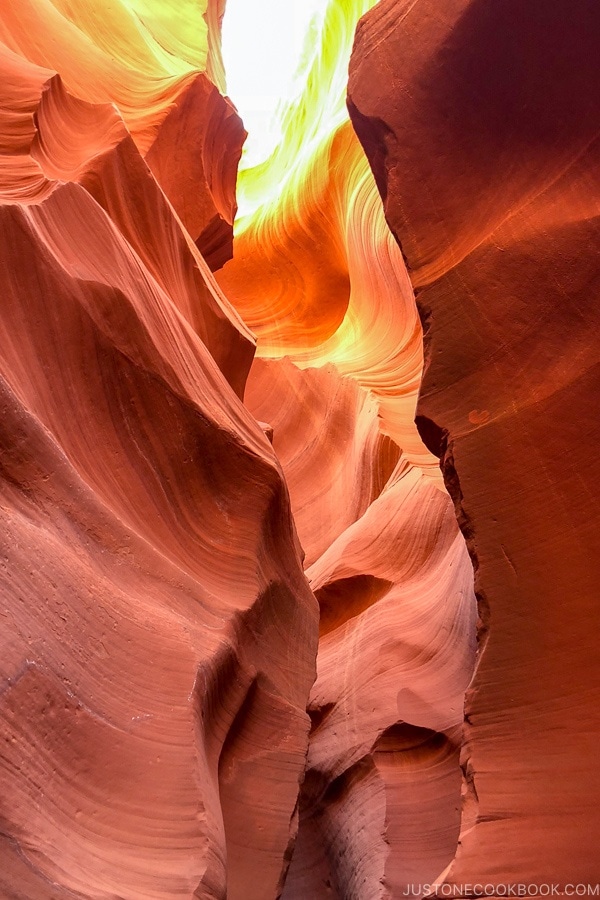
[282,722,464,899]
[314,574,394,636]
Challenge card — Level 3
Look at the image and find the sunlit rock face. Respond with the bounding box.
[0,0,244,269]
[0,7,317,899]
[0,0,483,898]
[218,0,436,475]
[349,0,600,885]
[219,1,477,895]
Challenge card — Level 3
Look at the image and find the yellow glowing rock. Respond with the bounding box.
[234,0,377,225]
[0,0,244,266]
[218,0,438,474]
[0,0,224,153]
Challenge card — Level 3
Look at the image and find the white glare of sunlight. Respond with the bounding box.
[221,0,325,170]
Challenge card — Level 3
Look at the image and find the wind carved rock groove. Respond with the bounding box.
[5,0,592,895]
[349,0,600,885]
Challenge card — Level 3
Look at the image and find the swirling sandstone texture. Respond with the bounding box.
[349,0,600,886]
[0,0,244,270]
[0,0,478,893]
[219,2,477,896]
[0,4,317,898]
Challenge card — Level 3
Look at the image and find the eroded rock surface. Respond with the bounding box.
[2,0,557,895]
[0,0,244,270]
[349,0,600,884]
[219,2,478,895]
[0,10,316,899]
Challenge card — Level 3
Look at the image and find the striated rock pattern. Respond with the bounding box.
[219,1,478,895]
[349,0,600,886]
[7,0,592,894]
[0,0,244,269]
[0,0,481,894]
[144,74,245,270]
[0,9,317,899]
[218,0,434,474]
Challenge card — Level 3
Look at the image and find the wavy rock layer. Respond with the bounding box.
[349,0,600,884]
[0,0,484,896]
[0,0,244,269]
[0,20,317,900]
[219,1,478,895]
[220,121,436,472]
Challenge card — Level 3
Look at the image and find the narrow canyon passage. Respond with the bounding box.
[220,1,478,895]
[3,0,598,897]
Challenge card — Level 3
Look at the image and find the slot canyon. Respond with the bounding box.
[0,1,598,898]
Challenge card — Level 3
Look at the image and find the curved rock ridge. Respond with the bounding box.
[216,0,478,894]
[0,0,244,267]
[219,121,434,471]
[0,45,252,394]
[349,0,600,885]
[218,0,432,464]
[245,358,401,568]
[0,0,219,146]
[0,31,318,900]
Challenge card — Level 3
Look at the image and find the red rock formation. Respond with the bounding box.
[349,0,600,886]
[218,120,434,470]
[217,2,478,892]
[0,0,527,895]
[244,352,476,898]
[0,0,244,270]
[145,75,245,270]
[245,359,400,568]
[0,24,317,900]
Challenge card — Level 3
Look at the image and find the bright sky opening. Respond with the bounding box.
[221,0,325,169]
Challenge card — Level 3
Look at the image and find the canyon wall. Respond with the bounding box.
[0,0,477,893]
[0,5,317,898]
[2,0,596,896]
[348,0,600,885]
[219,2,476,894]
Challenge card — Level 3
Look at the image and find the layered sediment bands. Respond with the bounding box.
[0,0,483,896]
[218,120,434,473]
[0,32,317,900]
[218,0,438,474]
[279,466,475,897]
[245,359,400,568]
[217,0,478,893]
[0,0,244,268]
[349,0,600,882]
[283,726,464,900]
[145,75,245,270]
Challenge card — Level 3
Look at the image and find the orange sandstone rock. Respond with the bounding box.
[0,0,244,269]
[145,74,245,270]
[217,2,478,893]
[349,0,600,885]
[0,34,317,900]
